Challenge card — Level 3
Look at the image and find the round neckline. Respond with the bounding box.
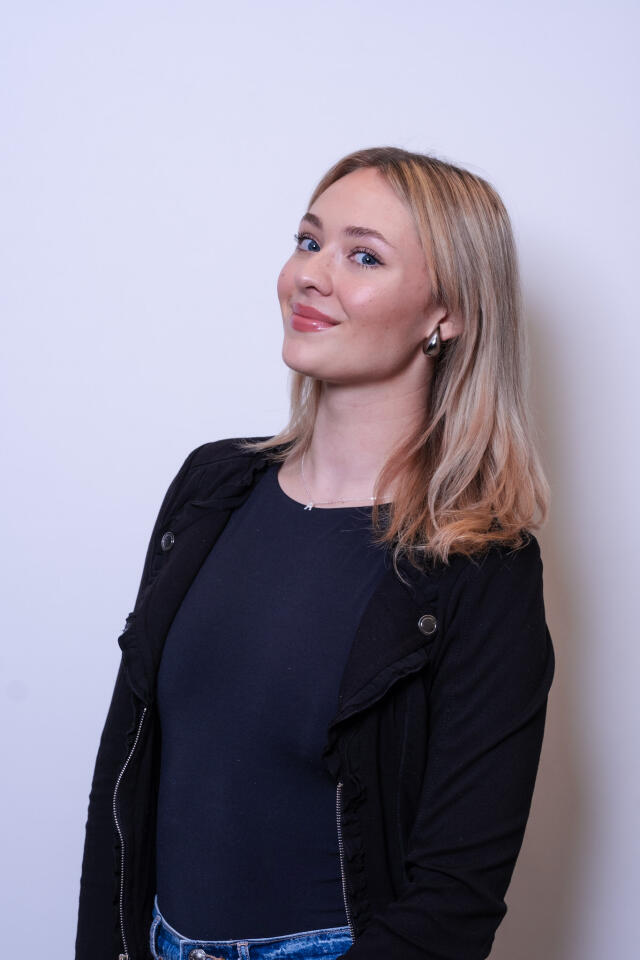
[273,462,386,512]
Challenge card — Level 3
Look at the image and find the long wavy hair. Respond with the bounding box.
[235,146,550,576]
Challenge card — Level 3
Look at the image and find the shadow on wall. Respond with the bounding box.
[490,288,580,959]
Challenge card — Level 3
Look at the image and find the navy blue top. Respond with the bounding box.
[155,460,391,939]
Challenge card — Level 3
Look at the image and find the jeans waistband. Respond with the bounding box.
[150,896,353,960]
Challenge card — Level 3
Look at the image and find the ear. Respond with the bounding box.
[439,310,464,341]
[425,306,464,342]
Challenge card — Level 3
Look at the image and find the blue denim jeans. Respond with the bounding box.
[149,896,354,960]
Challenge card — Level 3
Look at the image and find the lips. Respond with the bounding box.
[291,302,339,325]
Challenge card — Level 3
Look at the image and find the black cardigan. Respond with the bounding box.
[75,436,556,960]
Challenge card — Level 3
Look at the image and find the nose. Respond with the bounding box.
[293,246,333,295]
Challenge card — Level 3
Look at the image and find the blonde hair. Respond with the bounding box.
[236,146,550,576]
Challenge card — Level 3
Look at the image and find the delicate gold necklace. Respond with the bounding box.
[299,450,387,511]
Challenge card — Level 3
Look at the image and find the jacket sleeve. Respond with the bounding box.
[341,535,556,960]
[74,446,202,960]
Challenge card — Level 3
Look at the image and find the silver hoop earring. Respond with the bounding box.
[422,325,442,358]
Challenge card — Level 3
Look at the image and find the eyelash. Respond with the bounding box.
[293,232,383,269]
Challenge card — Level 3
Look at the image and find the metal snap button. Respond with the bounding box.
[160,531,175,552]
[417,613,437,636]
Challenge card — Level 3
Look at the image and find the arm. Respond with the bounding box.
[342,535,556,960]
[74,446,202,960]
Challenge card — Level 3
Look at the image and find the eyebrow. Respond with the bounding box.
[300,212,395,249]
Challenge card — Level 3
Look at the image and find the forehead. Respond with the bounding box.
[310,167,415,234]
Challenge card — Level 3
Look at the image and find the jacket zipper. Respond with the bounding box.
[336,779,356,941]
[112,705,148,960]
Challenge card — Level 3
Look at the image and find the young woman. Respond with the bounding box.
[75,146,555,960]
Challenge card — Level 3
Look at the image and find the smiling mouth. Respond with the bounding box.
[290,312,339,332]
[291,302,339,324]
[290,301,340,332]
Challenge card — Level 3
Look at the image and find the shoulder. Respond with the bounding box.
[167,434,276,489]
[402,533,549,651]
[440,532,544,604]
[428,533,549,657]
[151,434,276,522]
[428,533,553,700]
[183,435,275,472]
[445,533,550,663]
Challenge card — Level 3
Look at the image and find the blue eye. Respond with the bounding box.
[353,250,381,269]
[293,232,382,270]
[293,232,320,252]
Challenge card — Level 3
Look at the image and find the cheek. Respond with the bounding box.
[277,261,294,301]
[347,284,402,332]
[344,282,381,318]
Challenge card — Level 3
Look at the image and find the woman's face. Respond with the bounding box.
[277,166,448,388]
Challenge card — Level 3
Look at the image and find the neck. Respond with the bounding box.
[301,379,430,501]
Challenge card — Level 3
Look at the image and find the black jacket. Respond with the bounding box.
[75,436,555,960]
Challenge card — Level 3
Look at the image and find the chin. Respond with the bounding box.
[282,357,322,379]
[281,340,326,378]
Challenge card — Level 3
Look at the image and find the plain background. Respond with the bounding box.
[1,1,637,956]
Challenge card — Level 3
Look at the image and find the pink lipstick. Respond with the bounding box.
[291,302,339,332]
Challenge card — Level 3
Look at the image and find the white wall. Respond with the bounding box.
[1,1,637,956]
